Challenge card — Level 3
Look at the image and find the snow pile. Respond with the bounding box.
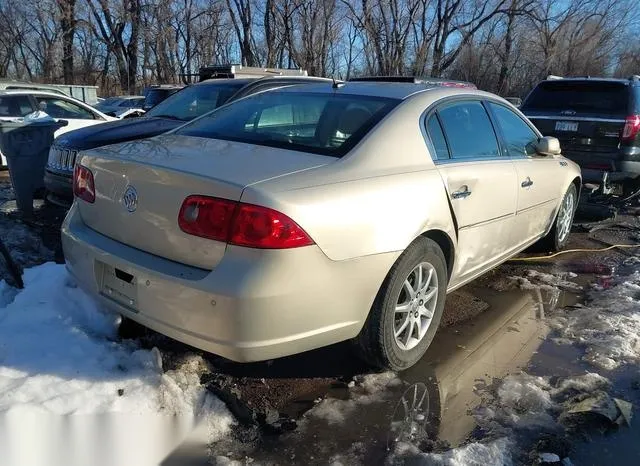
[549,271,640,370]
[308,372,400,424]
[0,262,233,426]
[392,437,513,466]
[491,270,582,293]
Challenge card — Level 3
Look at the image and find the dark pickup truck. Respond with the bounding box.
[521,76,640,196]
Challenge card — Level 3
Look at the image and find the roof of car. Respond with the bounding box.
[272,81,478,100]
[147,84,184,89]
[0,89,78,98]
[541,76,640,86]
[195,78,256,87]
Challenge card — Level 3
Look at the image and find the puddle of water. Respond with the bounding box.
[209,286,583,464]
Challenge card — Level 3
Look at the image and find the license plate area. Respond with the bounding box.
[555,121,579,132]
[98,262,138,310]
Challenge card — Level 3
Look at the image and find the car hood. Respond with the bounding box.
[52,117,183,151]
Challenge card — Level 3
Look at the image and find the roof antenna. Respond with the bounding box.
[332,76,343,89]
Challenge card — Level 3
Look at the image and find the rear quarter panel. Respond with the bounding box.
[241,169,455,262]
[240,89,463,263]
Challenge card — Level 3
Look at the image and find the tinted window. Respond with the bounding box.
[146,83,244,121]
[426,114,449,159]
[144,88,181,109]
[437,101,500,159]
[36,97,95,119]
[521,81,629,116]
[489,103,539,157]
[0,96,33,117]
[176,91,399,157]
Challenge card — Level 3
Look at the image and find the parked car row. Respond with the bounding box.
[0,90,115,166]
[55,71,581,371]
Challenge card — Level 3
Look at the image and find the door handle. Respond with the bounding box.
[521,177,533,188]
[451,185,472,199]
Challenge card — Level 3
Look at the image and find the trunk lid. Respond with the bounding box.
[77,134,330,269]
[522,80,630,171]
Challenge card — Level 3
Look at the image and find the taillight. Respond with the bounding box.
[73,164,95,203]
[622,115,640,142]
[178,196,236,242]
[178,196,314,249]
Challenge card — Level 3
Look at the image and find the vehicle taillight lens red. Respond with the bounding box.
[178,196,314,249]
[622,115,640,141]
[73,164,95,203]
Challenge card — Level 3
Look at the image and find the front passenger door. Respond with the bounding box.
[35,96,104,135]
[487,102,562,246]
[429,100,519,285]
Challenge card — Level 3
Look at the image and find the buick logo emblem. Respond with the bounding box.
[122,186,138,213]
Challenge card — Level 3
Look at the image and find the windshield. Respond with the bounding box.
[522,81,630,116]
[146,83,245,121]
[95,98,121,110]
[175,91,399,157]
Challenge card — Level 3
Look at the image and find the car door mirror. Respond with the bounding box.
[535,136,561,156]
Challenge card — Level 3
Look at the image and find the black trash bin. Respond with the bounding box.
[0,120,67,216]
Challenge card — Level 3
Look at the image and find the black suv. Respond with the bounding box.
[521,76,640,195]
[142,85,183,111]
[44,75,332,207]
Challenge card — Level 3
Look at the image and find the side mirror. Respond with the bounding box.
[535,136,561,156]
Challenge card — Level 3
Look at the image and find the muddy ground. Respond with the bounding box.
[0,171,638,465]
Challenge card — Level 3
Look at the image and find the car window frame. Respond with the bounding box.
[424,112,451,160]
[484,100,543,159]
[0,94,36,117]
[35,95,100,120]
[421,96,506,164]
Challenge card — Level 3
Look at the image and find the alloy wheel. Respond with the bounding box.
[393,262,438,351]
[557,188,576,243]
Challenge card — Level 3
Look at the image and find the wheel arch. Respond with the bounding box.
[419,229,455,282]
[571,176,582,204]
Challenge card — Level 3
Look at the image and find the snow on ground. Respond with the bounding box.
[550,270,640,370]
[0,263,233,446]
[308,372,400,424]
[392,438,513,466]
[490,270,582,293]
[393,269,640,465]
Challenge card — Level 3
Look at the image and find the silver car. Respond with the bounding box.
[62,82,581,370]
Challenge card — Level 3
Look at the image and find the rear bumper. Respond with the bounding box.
[44,169,73,207]
[61,204,398,362]
[563,150,640,183]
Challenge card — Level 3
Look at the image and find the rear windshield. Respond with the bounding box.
[522,81,629,116]
[175,91,399,157]
[144,88,180,108]
[146,83,245,121]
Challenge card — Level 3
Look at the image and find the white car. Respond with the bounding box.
[0,90,115,165]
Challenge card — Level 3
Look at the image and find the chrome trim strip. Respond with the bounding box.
[458,212,515,230]
[525,115,626,123]
[516,199,556,215]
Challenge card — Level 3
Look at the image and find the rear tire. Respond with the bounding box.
[539,183,577,252]
[354,237,447,371]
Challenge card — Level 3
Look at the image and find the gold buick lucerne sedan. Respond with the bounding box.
[62,81,581,370]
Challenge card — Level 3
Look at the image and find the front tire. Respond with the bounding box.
[540,183,577,252]
[354,237,447,371]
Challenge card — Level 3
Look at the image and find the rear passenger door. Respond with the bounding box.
[487,102,561,246]
[427,100,519,284]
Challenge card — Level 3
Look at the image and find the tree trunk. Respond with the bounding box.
[59,0,76,84]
